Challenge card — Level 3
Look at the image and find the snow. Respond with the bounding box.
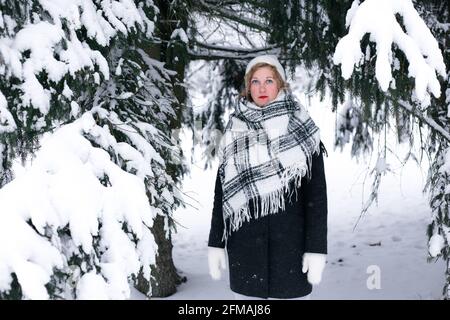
[107,111,166,170]
[0,112,158,299]
[149,93,446,300]
[333,0,446,104]
[375,156,390,174]
[70,101,80,118]
[137,5,156,38]
[115,58,124,76]
[40,0,82,29]
[171,28,189,44]
[14,22,66,82]
[76,271,110,300]
[442,148,450,174]
[62,81,74,99]
[116,92,134,99]
[429,234,445,258]
[80,0,116,46]
[105,0,143,34]
[0,91,16,133]
[345,0,360,29]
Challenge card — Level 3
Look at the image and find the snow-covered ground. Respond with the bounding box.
[144,94,446,300]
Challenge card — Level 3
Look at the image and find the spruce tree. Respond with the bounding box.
[0,0,187,298]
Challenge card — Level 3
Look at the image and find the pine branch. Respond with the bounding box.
[193,41,279,54]
[188,48,280,60]
[221,18,259,47]
[203,0,242,5]
[196,0,268,32]
[395,99,450,143]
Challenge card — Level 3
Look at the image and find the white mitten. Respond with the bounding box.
[302,252,327,285]
[208,247,227,280]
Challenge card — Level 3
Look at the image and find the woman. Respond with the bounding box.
[207,55,328,299]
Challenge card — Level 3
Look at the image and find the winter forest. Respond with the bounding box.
[0,0,448,300]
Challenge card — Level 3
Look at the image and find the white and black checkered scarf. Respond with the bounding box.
[218,92,321,239]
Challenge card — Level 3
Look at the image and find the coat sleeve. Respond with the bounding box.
[303,143,328,254]
[208,169,226,248]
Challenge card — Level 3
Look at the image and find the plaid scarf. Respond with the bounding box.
[218,92,321,239]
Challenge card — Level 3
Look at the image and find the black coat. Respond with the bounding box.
[208,142,328,299]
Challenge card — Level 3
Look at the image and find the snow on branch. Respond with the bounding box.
[188,48,280,61]
[193,41,279,54]
[333,0,446,104]
[0,112,157,299]
[0,0,151,116]
[395,98,450,142]
[0,92,16,133]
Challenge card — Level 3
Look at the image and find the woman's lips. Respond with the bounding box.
[259,96,268,99]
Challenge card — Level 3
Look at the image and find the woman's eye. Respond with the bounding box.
[251,79,259,85]
[266,79,274,84]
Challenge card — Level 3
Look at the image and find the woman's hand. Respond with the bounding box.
[302,252,327,285]
[208,247,227,280]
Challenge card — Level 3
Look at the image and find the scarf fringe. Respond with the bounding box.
[222,161,308,242]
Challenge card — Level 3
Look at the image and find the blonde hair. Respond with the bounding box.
[241,63,289,102]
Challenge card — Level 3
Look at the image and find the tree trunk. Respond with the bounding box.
[135,0,189,298]
[135,215,186,297]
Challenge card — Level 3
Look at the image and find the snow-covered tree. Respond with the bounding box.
[0,113,158,299]
[332,0,449,298]
[415,1,450,299]
[0,0,187,299]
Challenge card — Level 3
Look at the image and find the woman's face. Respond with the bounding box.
[249,67,280,107]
